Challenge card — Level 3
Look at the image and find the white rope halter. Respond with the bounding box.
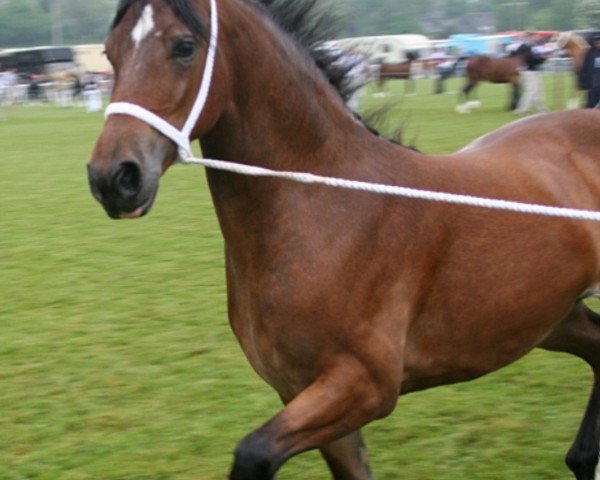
[105,0,219,161]
[102,0,600,223]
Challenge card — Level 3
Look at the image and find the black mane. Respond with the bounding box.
[249,0,399,141]
[253,0,358,100]
[253,0,341,54]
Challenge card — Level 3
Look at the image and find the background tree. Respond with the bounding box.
[59,0,116,44]
[575,0,600,30]
[0,0,51,47]
[339,0,427,36]
[0,0,597,49]
[0,0,116,48]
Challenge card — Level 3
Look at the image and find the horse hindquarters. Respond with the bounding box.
[541,304,600,480]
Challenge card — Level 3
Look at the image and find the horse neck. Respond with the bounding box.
[201,0,371,172]
[199,1,406,244]
[567,36,590,68]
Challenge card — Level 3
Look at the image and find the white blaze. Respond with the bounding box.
[131,5,155,48]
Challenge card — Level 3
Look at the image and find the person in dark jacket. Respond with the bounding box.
[578,33,600,108]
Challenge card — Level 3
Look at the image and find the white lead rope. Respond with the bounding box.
[180,155,600,223]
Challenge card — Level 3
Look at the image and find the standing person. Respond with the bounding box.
[514,33,548,115]
[0,68,17,119]
[0,68,19,105]
[578,32,600,108]
[0,71,5,121]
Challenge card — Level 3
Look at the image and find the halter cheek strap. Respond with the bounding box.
[105,0,219,161]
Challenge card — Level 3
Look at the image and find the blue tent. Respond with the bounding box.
[447,33,517,57]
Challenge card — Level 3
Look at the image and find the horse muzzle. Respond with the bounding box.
[87,159,159,219]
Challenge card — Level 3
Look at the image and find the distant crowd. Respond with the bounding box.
[0,68,113,112]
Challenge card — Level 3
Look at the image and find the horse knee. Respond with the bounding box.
[230,432,278,480]
[354,377,399,421]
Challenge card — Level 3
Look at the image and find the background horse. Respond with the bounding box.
[89,0,600,479]
[375,51,419,95]
[558,31,591,108]
[456,50,527,113]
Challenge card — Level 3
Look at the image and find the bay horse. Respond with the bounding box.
[456,50,528,113]
[376,51,419,95]
[88,0,600,478]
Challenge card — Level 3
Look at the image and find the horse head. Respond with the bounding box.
[557,31,590,73]
[88,0,357,220]
[88,0,228,219]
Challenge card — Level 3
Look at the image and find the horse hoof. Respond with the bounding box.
[467,100,481,109]
[455,104,470,114]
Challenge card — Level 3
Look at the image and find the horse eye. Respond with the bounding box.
[172,39,197,61]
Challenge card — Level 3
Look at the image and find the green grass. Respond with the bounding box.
[0,76,592,480]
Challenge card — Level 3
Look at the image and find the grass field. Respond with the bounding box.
[0,76,593,480]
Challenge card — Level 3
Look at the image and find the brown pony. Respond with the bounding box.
[88,0,600,479]
[456,50,528,113]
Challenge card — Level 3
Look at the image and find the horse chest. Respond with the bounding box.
[227,287,318,396]
[231,313,314,397]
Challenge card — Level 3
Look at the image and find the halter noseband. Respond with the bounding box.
[105,0,219,161]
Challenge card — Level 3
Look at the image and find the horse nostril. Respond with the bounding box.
[112,161,142,198]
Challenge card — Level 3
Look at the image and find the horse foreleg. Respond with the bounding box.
[372,77,388,98]
[434,75,444,94]
[463,81,476,101]
[510,82,522,111]
[540,303,600,480]
[320,430,374,480]
[229,361,397,480]
[405,77,416,96]
[455,80,478,113]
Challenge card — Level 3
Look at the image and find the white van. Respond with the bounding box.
[327,34,432,63]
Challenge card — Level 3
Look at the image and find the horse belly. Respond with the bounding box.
[400,222,597,393]
[401,306,569,393]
